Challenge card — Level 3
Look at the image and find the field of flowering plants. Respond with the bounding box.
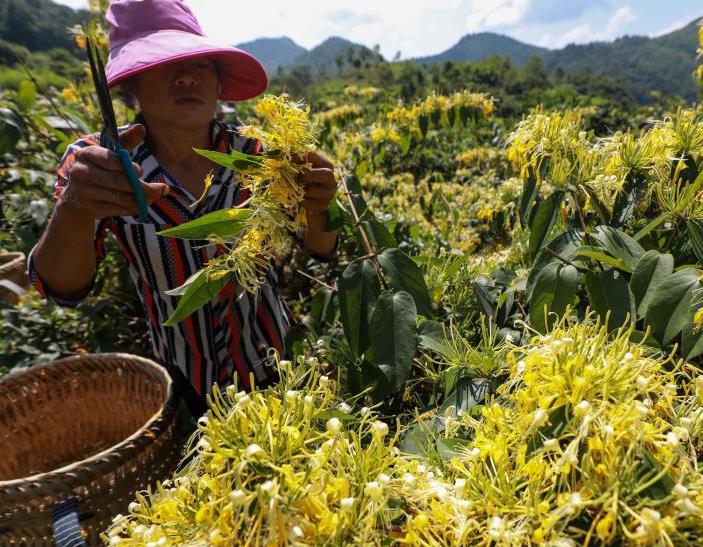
[1,9,703,545]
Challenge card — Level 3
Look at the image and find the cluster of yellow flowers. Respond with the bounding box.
[361,172,518,254]
[108,319,703,545]
[385,91,494,134]
[507,107,703,213]
[105,357,414,546]
[316,104,362,126]
[455,147,507,172]
[203,96,319,292]
[343,85,382,99]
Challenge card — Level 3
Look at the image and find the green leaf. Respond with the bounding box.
[156,208,252,240]
[417,319,450,355]
[585,270,635,328]
[399,132,413,155]
[17,80,37,111]
[338,258,381,355]
[163,269,228,326]
[573,246,629,271]
[527,229,584,300]
[519,162,540,227]
[437,437,470,460]
[633,212,672,241]
[580,184,611,225]
[377,248,433,317]
[400,416,443,456]
[0,107,27,154]
[361,218,396,251]
[629,250,674,318]
[528,191,563,259]
[591,225,645,271]
[418,114,429,138]
[529,262,579,334]
[369,291,418,390]
[645,269,700,346]
[681,312,703,360]
[686,219,703,263]
[194,148,263,171]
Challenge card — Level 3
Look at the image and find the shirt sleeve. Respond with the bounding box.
[27,137,114,308]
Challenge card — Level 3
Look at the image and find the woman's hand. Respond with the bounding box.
[296,150,339,257]
[59,124,170,220]
[297,151,337,214]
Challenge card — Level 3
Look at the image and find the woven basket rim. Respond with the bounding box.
[0,251,24,268]
[0,352,176,489]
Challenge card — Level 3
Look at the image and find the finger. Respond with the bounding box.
[304,184,336,202]
[70,161,143,192]
[119,123,147,151]
[298,167,336,186]
[142,181,170,202]
[75,182,139,210]
[304,150,334,170]
[75,146,143,176]
[301,199,329,213]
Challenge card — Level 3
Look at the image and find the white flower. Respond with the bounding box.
[128,502,142,513]
[338,402,352,413]
[340,497,355,511]
[372,421,389,438]
[457,499,472,514]
[378,473,391,484]
[403,473,416,486]
[319,375,330,387]
[467,447,481,461]
[543,438,560,451]
[365,481,383,501]
[666,431,680,448]
[326,417,342,434]
[360,406,371,416]
[285,390,298,404]
[197,416,209,426]
[304,395,314,406]
[488,516,506,540]
[230,489,248,506]
[454,478,467,496]
[259,480,275,494]
[245,444,264,458]
[636,375,649,389]
[673,484,689,498]
[290,526,304,540]
[574,400,591,417]
[532,409,548,428]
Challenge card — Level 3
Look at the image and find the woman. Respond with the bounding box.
[28,0,338,416]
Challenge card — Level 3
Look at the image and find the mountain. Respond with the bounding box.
[235,37,307,75]
[420,33,548,66]
[540,19,701,103]
[0,0,89,53]
[420,18,702,103]
[289,36,383,76]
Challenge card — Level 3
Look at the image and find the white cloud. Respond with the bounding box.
[649,18,689,37]
[543,4,637,48]
[465,0,530,32]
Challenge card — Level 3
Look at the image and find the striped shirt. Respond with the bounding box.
[28,118,292,398]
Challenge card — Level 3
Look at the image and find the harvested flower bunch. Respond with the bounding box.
[160,95,321,324]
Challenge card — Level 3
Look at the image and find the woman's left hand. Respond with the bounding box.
[297,151,337,214]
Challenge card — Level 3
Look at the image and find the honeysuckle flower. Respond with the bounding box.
[364,481,383,502]
[372,421,389,438]
[326,417,342,434]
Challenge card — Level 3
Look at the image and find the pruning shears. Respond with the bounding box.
[86,38,148,222]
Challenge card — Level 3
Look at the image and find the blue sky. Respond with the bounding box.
[55,1,703,59]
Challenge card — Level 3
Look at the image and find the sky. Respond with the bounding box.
[55,0,703,59]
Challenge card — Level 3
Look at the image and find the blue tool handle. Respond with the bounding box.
[117,147,149,222]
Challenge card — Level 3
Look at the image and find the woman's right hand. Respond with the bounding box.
[58,124,170,219]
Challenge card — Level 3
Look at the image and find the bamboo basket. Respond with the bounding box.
[0,353,180,545]
[0,252,29,304]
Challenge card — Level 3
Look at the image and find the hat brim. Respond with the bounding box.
[106,29,268,101]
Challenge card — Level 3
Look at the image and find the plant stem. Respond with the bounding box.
[295,269,337,292]
[340,174,390,290]
[546,247,588,273]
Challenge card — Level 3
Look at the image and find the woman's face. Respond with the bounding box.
[129,57,220,128]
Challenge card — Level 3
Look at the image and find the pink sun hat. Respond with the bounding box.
[105,0,268,101]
